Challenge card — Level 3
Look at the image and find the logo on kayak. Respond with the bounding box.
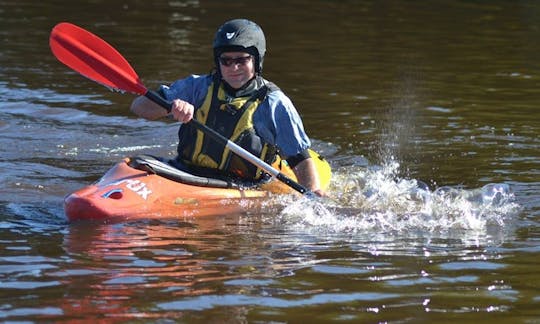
[125,179,152,200]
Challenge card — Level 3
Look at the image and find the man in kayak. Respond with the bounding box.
[130,18,324,196]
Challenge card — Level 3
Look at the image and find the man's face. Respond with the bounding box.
[218,51,255,89]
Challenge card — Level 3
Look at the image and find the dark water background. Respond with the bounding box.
[1,1,539,322]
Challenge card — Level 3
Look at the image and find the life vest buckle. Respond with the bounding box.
[220,103,239,115]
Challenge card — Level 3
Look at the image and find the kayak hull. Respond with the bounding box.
[64,157,268,222]
[64,152,331,222]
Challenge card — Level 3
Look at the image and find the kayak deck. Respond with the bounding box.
[64,156,270,222]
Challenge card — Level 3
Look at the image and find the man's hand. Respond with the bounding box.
[170,99,194,123]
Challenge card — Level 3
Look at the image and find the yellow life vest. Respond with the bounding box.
[177,78,278,180]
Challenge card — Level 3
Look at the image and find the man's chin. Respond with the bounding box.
[225,80,245,89]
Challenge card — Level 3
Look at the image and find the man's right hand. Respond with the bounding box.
[170,99,194,123]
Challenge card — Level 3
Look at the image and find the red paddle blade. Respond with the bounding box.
[49,22,147,95]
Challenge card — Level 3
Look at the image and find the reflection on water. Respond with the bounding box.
[0,212,522,321]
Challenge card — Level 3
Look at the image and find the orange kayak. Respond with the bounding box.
[64,153,331,222]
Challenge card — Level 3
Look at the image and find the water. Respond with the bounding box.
[1,0,539,322]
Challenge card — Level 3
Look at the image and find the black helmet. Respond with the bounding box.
[213,19,266,74]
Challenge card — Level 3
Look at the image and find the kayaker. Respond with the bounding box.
[130,18,324,196]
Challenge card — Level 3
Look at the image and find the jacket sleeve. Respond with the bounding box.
[253,90,311,158]
[158,74,211,108]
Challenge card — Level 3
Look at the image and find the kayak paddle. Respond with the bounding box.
[49,22,311,195]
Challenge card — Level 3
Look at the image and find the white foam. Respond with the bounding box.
[275,161,520,236]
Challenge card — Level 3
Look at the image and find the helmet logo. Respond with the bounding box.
[226,32,235,39]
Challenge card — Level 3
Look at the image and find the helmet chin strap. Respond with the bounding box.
[221,76,264,97]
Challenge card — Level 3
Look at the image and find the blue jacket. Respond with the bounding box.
[159,74,311,158]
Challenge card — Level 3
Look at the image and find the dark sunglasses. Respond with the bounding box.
[219,55,252,67]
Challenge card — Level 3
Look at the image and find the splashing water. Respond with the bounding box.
[274,161,520,235]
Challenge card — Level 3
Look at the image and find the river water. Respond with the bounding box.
[1,0,539,322]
